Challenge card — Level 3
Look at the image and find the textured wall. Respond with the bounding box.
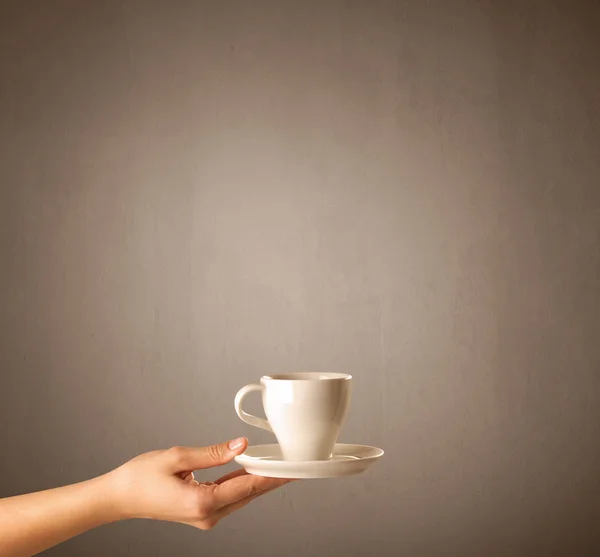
[1,1,599,556]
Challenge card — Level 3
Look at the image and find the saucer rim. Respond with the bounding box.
[233,443,384,479]
[236,442,384,464]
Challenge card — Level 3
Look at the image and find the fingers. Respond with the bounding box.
[181,472,206,487]
[164,438,248,472]
[211,483,283,524]
[186,480,290,530]
[180,471,218,488]
[214,468,249,485]
[211,473,292,511]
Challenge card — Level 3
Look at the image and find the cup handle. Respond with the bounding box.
[234,384,273,432]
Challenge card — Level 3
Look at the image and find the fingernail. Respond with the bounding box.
[228,437,246,451]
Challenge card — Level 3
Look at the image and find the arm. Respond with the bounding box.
[0,437,291,557]
[0,475,118,557]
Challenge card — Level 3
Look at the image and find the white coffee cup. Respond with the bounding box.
[234,372,352,461]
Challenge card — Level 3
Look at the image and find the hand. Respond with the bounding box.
[0,438,292,557]
[105,437,292,530]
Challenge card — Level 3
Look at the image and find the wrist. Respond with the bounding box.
[90,472,131,523]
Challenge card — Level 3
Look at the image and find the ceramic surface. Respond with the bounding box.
[235,443,384,478]
[234,372,352,461]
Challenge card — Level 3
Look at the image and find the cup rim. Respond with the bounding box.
[261,372,352,381]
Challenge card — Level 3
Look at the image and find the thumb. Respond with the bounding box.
[165,437,248,472]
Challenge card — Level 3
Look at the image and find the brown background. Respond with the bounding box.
[1,1,599,556]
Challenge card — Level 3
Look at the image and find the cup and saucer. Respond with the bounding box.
[233,372,384,479]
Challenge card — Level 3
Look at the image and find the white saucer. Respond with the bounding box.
[234,443,384,479]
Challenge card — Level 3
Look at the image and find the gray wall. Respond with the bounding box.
[1,1,599,556]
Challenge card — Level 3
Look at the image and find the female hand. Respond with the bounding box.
[0,437,292,557]
[106,437,291,530]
